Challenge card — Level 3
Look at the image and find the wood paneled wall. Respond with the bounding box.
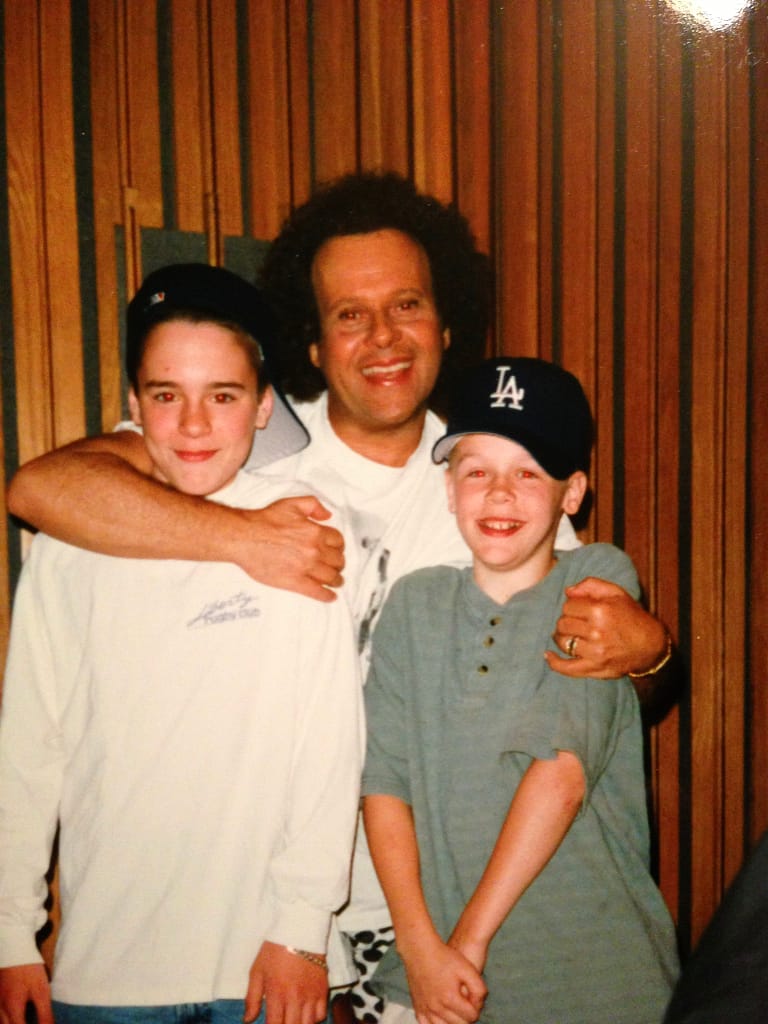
[1,0,766,959]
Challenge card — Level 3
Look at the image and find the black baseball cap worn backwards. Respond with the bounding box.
[432,356,593,479]
[127,263,309,470]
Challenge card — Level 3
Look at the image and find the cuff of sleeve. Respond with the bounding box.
[361,773,410,804]
[503,732,592,815]
[267,901,332,957]
[504,730,561,762]
[0,927,45,969]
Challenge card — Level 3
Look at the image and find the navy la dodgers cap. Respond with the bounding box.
[126,263,309,470]
[432,356,593,479]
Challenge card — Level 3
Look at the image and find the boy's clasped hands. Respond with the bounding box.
[401,928,487,1024]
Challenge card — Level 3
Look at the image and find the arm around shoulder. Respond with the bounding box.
[6,430,246,564]
[7,432,346,601]
[7,429,155,536]
[546,547,684,716]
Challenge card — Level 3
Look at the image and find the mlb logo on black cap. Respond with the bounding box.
[489,364,527,411]
[432,357,593,479]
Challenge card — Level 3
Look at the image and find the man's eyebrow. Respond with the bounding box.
[326,287,429,308]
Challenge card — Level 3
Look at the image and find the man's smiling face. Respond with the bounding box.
[309,228,450,453]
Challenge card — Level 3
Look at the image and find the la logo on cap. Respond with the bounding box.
[490,365,525,410]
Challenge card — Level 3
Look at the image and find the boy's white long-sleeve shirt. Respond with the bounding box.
[0,471,364,1005]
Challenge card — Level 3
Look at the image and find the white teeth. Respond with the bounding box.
[483,520,521,532]
[362,361,411,377]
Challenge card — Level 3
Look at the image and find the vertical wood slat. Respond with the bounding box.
[311,0,358,183]
[39,0,85,448]
[357,0,409,176]
[123,0,164,232]
[286,0,312,208]
[651,11,685,918]
[558,1,598,412]
[116,1,143,294]
[592,0,617,547]
[622,0,658,579]
[170,0,207,234]
[89,1,127,430]
[494,1,542,356]
[689,33,729,943]
[4,4,53,465]
[410,0,453,201]
[721,21,751,892]
[452,0,492,258]
[208,0,243,241]
[535,6,554,363]
[247,0,292,241]
[191,0,218,262]
[749,7,768,848]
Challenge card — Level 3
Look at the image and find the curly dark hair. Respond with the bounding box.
[258,171,492,412]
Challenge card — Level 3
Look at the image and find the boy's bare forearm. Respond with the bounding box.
[450,752,584,960]
[363,794,436,950]
[364,794,487,1022]
[7,434,345,600]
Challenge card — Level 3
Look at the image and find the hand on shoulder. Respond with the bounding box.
[546,575,670,681]
[230,496,345,601]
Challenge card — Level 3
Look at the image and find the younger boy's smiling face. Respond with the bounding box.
[128,319,272,496]
[446,434,587,602]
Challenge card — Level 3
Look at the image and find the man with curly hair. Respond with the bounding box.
[7,172,675,1023]
[258,172,489,420]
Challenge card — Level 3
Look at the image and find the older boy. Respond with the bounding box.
[0,264,364,1024]
[362,357,679,1024]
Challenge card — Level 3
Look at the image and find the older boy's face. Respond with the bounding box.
[309,229,450,444]
[446,434,587,596]
[128,320,272,496]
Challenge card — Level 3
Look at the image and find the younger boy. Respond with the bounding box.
[362,357,679,1024]
[0,264,364,1024]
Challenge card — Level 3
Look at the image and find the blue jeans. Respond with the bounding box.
[52,1002,250,1024]
[52,1001,334,1024]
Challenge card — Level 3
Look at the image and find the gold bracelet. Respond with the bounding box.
[628,631,673,679]
[285,946,328,971]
